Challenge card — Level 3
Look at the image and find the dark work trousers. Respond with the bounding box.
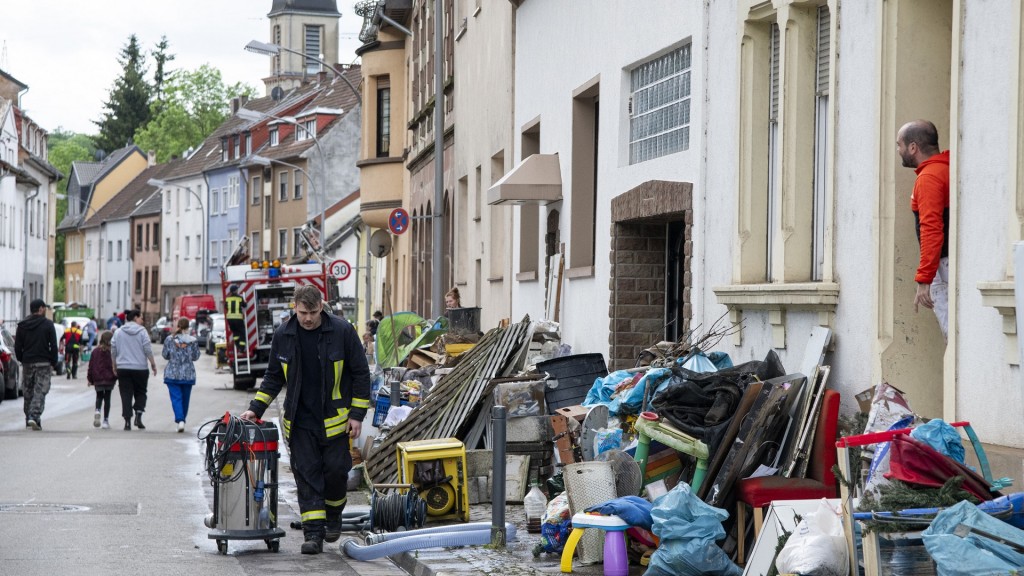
[227,319,246,348]
[116,369,149,421]
[288,427,352,535]
[66,348,80,379]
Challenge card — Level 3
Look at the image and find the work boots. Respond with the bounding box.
[300,532,324,555]
[134,411,146,430]
[324,518,342,543]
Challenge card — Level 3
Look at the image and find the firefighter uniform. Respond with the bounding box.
[245,310,371,540]
[225,292,246,348]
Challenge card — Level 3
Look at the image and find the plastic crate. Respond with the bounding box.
[372,395,409,427]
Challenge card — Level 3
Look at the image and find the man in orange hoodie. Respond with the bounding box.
[897,119,950,340]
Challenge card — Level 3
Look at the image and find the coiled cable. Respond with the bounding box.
[370,488,426,532]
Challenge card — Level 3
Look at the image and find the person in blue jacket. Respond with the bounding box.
[162,318,201,433]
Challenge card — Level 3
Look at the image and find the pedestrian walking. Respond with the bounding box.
[61,321,84,379]
[111,310,158,431]
[86,330,117,429]
[106,312,122,331]
[84,317,98,353]
[240,285,371,555]
[162,318,200,433]
[14,299,59,431]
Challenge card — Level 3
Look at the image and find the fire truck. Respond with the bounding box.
[220,229,339,390]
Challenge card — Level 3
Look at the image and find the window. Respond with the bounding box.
[233,136,240,159]
[185,236,191,259]
[252,231,261,256]
[812,5,830,281]
[222,239,230,265]
[117,240,123,261]
[294,170,303,199]
[221,137,228,161]
[246,133,252,156]
[150,268,158,302]
[519,119,541,277]
[229,176,239,209]
[153,223,160,250]
[106,282,111,302]
[263,200,272,229]
[279,228,288,258]
[252,176,262,205]
[165,238,170,261]
[270,127,279,146]
[107,240,113,262]
[136,224,143,250]
[570,77,599,272]
[297,119,316,141]
[210,240,219,267]
[279,171,289,201]
[196,235,201,261]
[304,24,322,74]
[629,43,691,164]
[377,79,391,157]
[165,191,171,213]
[211,188,220,215]
[135,271,143,294]
[293,227,303,256]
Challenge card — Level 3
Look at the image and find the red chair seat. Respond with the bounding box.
[736,476,832,508]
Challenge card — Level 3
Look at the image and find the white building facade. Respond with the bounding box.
[0,100,26,324]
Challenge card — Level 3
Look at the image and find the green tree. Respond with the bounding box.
[94,34,152,154]
[47,130,97,281]
[134,65,257,163]
[151,35,176,107]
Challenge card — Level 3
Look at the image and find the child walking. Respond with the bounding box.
[162,318,201,433]
[86,331,117,429]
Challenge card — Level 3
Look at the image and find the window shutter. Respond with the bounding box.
[817,5,831,95]
[770,23,780,122]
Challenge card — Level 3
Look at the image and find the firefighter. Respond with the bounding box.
[224,284,246,350]
[239,285,371,555]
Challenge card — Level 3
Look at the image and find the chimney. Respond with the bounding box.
[318,70,328,84]
[147,150,156,167]
[231,97,240,114]
[239,95,249,108]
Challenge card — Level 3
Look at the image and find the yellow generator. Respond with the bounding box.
[395,438,469,522]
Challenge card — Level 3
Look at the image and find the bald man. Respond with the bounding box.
[897,119,950,341]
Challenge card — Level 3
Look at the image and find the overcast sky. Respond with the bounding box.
[1,1,365,135]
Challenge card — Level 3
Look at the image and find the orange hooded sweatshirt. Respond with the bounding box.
[910,150,950,284]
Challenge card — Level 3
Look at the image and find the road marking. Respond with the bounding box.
[66,436,89,458]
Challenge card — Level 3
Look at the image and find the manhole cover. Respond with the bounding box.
[0,503,90,514]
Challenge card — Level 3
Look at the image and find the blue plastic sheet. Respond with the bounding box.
[676,351,719,373]
[583,368,671,416]
[645,483,741,576]
[922,500,1024,574]
[910,418,966,464]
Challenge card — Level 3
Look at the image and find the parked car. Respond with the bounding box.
[205,314,225,355]
[0,324,19,400]
[150,316,172,344]
[192,318,212,349]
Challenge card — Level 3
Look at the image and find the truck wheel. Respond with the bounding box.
[233,377,256,391]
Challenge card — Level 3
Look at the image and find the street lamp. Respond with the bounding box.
[244,40,361,105]
[236,108,330,244]
[147,178,207,294]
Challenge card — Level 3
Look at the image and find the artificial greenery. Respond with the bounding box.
[856,476,980,533]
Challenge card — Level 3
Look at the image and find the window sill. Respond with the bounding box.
[565,265,594,280]
[712,282,840,349]
[516,270,538,282]
[978,280,1018,364]
[487,275,504,283]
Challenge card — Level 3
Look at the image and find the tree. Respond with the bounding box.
[151,35,176,107]
[134,65,257,163]
[47,130,97,281]
[94,34,152,154]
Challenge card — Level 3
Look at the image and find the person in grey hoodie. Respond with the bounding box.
[111,310,157,431]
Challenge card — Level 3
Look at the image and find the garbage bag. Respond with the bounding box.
[677,351,718,373]
[775,499,849,576]
[539,492,573,554]
[910,418,965,464]
[584,496,653,530]
[922,500,1024,575]
[645,483,741,576]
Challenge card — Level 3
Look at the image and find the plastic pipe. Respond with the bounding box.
[342,523,518,561]
[492,405,507,547]
[364,521,502,544]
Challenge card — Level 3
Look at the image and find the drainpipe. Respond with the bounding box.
[354,224,361,322]
[364,223,372,322]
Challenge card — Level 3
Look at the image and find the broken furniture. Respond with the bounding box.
[734,389,840,565]
[395,438,469,522]
[835,420,1011,575]
[634,411,709,493]
[559,512,629,575]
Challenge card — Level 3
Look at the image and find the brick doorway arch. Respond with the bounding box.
[608,180,693,371]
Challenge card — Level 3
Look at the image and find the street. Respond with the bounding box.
[0,346,384,576]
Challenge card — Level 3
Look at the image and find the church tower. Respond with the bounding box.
[263,0,342,93]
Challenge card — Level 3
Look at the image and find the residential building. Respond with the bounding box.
[129,172,167,325]
[56,145,147,309]
[83,162,163,320]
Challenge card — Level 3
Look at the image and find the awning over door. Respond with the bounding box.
[487,153,562,206]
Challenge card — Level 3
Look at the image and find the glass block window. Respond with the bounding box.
[629,43,691,164]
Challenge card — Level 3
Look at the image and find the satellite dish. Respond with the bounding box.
[271,86,284,101]
[369,229,392,258]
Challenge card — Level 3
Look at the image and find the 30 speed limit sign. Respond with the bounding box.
[329,259,352,280]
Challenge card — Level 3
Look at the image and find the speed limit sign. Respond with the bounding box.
[329,259,352,280]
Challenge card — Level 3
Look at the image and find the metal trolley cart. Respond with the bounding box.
[202,414,286,554]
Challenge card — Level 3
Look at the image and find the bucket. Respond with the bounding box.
[537,353,608,411]
[447,307,481,334]
[563,461,616,565]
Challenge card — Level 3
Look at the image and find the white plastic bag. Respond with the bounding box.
[775,499,849,576]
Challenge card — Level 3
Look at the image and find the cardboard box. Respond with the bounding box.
[550,414,577,465]
[555,405,589,423]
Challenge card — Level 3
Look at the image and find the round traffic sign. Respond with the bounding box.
[389,208,410,235]
[329,259,352,280]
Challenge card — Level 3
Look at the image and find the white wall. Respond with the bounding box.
[95,219,133,319]
[0,106,25,322]
[160,175,208,292]
[512,0,703,356]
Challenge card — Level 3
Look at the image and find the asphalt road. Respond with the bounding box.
[0,345,369,576]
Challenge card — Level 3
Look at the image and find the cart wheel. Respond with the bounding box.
[266,539,280,552]
[217,539,228,555]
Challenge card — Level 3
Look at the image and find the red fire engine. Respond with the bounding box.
[220,232,338,390]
